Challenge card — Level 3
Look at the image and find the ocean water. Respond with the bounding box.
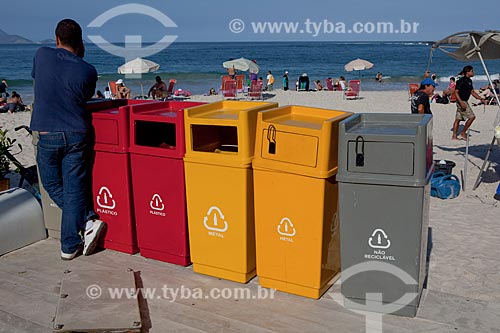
[2,41,500,103]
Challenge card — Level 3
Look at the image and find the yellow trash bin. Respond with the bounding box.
[253,105,352,298]
[184,101,278,283]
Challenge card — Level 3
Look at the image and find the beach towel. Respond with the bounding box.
[174,89,192,97]
[431,172,461,199]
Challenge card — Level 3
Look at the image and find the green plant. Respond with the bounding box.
[0,129,19,179]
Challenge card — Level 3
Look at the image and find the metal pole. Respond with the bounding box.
[470,36,500,125]
[464,129,469,191]
[472,136,497,190]
[470,35,500,190]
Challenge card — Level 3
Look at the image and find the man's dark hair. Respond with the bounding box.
[55,19,83,50]
[155,76,162,83]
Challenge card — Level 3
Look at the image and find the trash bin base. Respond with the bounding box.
[140,248,191,266]
[254,170,341,298]
[259,273,339,299]
[193,263,256,284]
[130,155,191,267]
[103,240,139,254]
[93,152,138,255]
[47,229,61,239]
[185,162,256,284]
[344,296,419,317]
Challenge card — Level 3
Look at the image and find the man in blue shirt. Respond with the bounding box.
[31,19,105,260]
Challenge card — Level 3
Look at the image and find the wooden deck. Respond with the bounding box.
[1,198,500,332]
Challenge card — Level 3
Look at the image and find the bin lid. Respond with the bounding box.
[90,100,160,153]
[252,105,352,178]
[184,101,278,167]
[336,113,433,187]
[129,101,205,158]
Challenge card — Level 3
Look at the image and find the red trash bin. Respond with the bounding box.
[91,99,161,254]
[129,101,205,265]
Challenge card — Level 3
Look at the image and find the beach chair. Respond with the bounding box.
[248,80,263,100]
[218,75,232,95]
[165,79,176,99]
[221,79,237,99]
[343,80,360,99]
[325,78,334,91]
[408,83,419,100]
[298,75,309,91]
[235,74,245,93]
[108,81,118,99]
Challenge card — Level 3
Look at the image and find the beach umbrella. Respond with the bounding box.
[344,58,374,81]
[431,30,500,190]
[117,57,160,96]
[344,58,374,72]
[223,57,259,74]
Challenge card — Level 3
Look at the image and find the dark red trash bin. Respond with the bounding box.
[129,101,205,265]
[90,99,160,254]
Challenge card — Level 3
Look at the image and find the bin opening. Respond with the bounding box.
[135,121,176,149]
[191,125,238,153]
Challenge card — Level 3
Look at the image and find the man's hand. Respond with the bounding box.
[460,101,467,109]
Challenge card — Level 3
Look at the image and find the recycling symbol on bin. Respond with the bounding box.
[150,194,165,211]
[368,228,391,249]
[203,206,228,232]
[277,218,296,237]
[97,186,116,209]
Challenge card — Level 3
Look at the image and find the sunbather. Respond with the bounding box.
[338,76,350,91]
[148,76,167,99]
[116,79,130,99]
[0,91,24,113]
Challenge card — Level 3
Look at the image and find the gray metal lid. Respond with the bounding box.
[336,114,433,187]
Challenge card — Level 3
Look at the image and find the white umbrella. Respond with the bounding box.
[344,58,374,72]
[117,57,160,96]
[223,57,259,74]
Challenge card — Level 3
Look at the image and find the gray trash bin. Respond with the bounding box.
[337,113,433,317]
[32,131,63,239]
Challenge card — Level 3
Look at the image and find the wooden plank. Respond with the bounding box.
[53,269,141,332]
[418,289,500,332]
[0,309,51,333]
[2,236,500,332]
[0,288,56,329]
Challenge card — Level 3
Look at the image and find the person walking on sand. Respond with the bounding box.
[30,19,106,260]
[411,78,435,115]
[283,71,289,91]
[266,70,274,91]
[452,66,486,140]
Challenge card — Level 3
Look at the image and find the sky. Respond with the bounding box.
[1,0,499,43]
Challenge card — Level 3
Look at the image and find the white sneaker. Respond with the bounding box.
[61,245,82,261]
[83,220,106,256]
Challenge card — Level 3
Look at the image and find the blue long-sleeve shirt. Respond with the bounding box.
[31,47,98,132]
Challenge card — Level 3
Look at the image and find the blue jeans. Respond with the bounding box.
[36,132,95,253]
